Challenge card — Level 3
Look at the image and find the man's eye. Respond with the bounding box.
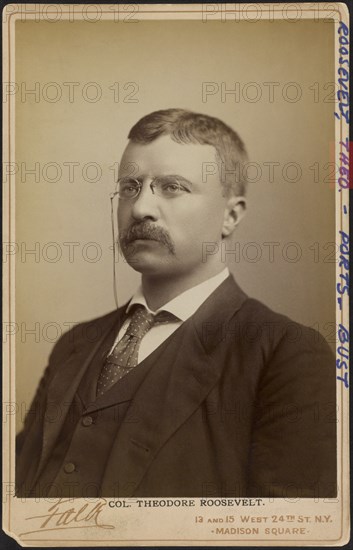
[120,184,139,197]
[160,182,189,196]
[164,183,182,193]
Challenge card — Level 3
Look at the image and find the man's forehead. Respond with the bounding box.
[118,135,217,177]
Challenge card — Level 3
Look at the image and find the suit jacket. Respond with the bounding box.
[16,275,336,497]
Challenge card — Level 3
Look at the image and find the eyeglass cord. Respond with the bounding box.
[110,194,119,310]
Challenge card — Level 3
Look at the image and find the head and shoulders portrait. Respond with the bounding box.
[5,6,347,546]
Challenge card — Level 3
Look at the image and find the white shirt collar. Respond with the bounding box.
[126,268,230,321]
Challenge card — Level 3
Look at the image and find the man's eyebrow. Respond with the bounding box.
[118,174,194,186]
[160,174,193,186]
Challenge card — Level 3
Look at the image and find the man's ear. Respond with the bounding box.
[222,196,246,238]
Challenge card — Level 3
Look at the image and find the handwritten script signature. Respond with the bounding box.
[20,498,115,536]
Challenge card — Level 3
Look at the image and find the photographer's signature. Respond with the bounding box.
[20,498,114,536]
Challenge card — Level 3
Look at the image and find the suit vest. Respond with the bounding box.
[31,317,174,498]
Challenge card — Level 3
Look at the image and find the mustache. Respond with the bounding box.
[119,222,176,254]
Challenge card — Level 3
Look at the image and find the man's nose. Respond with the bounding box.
[130,181,160,221]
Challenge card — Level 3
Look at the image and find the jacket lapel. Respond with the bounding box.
[101,275,248,496]
[32,307,127,485]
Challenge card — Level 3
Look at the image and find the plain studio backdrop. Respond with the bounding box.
[13,18,335,432]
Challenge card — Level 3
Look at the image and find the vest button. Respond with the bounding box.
[82,416,93,427]
[63,462,76,474]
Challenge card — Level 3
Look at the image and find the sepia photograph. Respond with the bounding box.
[2,2,349,546]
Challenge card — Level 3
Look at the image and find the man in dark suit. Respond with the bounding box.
[16,109,336,499]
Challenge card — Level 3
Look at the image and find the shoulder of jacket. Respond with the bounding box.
[237,296,330,354]
[48,305,127,362]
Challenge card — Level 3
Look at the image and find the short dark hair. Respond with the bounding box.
[128,108,248,196]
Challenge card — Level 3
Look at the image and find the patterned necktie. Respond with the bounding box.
[96,305,176,397]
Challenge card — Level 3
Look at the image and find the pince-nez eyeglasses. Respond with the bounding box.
[111,175,192,201]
